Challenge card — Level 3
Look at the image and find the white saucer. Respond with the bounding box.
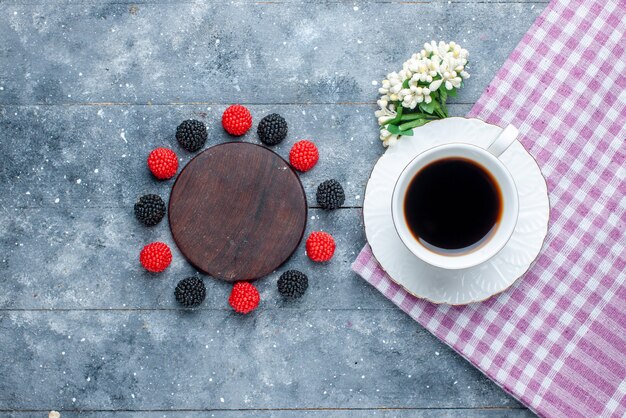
[364,118,550,305]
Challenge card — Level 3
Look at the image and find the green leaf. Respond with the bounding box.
[440,88,447,103]
[402,79,410,88]
[385,122,415,137]
[440,98,448,117]
[431,100,447,119]
[419,100,436,114]
[399,118,429,131]
[400,112,436,121]
[447,88,457,97]
[386,124,401,135]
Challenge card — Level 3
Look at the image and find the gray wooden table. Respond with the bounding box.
[0,1,547,416]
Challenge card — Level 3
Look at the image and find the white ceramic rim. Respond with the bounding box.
[391,143,519,270]
[363,117,550,305]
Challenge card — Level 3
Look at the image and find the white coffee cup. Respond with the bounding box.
[391,125,520,270]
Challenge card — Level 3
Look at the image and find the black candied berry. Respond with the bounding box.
[134,194,166,226]
[176,119,208,152]
[257,113,288,146]
[316,179,345,210]
[277,270,308,299]
[175,277,207,307]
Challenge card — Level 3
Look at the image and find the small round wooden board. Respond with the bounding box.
[168,142,307,282]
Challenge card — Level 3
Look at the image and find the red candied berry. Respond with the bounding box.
[305,231,336,262]
[289,140,319,172]
[228,282,260,314]
[222,104,253,136]
[147,147,178,179]
[140,242,172,273]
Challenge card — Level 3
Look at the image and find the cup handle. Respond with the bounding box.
[487,124,519,157]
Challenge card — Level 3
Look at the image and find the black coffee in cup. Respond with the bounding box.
[403,157,503,254]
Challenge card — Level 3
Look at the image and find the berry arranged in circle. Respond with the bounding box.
[306,231,336,262]
[135,114,340,313]
[229,282,260,314]
[257,113,288,146]
[147,147,178,180]
[176,119,207,152]
[277,270,308,299]
[140,242,172,273]
[316,179,345,210]
[289,140,319,172]
[175,277,207,307]
[222,104,253,136]
[134,194,166,226]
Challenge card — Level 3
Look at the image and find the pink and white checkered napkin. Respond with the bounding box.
[352,1,626,417]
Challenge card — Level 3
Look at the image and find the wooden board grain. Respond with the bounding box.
[168,142,307,281]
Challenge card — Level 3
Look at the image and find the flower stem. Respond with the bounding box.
[439,94,449,118]
[399,119,429,131]
[433,101,447,119]
[385,102,404,126]
[400,113,437,121]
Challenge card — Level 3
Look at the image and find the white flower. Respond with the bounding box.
[382,73,403,101]
[383,135,399,147]
[407,60,431,83]
[379,128,399,147]
[387,71,403,86]
[400,80,433,109]
[438,55,463,90]
[378,72,404,100]
[421,41,469,91]
[374,101,397,125]
[375,41,470,146]
[380,128,399,147]
[429,79,443,91]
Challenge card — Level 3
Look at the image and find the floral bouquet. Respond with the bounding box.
[376,41,470,146]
